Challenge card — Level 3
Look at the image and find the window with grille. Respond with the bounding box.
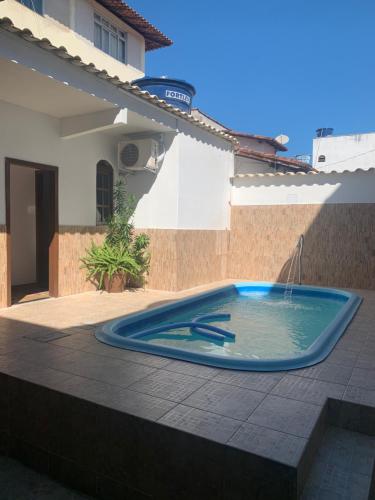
[96,161,113,225]
[318,155,326,162]
[94,13,127,63]
[18,0,43,14]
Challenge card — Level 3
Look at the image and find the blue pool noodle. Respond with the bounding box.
[130,321,232,342]
[191,313,235,339]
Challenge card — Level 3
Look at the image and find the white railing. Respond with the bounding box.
[284,234,304,300]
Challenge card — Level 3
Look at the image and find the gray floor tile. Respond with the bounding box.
[343,385,375,408]
[292,362,353,385]
[80,341,170,368]
[23,331,71,343]
[247,394,322,438]
[52,375,175,420]
[349,368,375,391]
[183,381,265,420]
[158,404,241,443]
[324,347,358,368]
[271,375,346,406]
[355,353,375,370]
[214,370,283,393]
[52,350,156,388]
[128,369,207,402]
[163,359,220,379]
[336,337,363,353]
[228,422,307,467]
[304,460,371,500]
[302,426,375,500]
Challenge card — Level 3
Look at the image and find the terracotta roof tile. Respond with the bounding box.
[236,147,312,171]
[96,0,172,51]
[228,130,288,152]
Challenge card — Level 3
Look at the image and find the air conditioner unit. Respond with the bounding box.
[118,138,159,174]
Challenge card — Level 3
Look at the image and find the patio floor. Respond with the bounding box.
[0,281,374,499]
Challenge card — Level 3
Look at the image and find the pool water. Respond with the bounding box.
[97,283,361,371]
[136,292,344,360]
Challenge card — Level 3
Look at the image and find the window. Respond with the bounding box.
[318,155,326,162]
[94,13,127,63]
[96,161,113,225]
[18,0,43,14]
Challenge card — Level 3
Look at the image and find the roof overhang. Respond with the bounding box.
[0,18,236,144]
[229,130,288,152]
[95,0,173,51]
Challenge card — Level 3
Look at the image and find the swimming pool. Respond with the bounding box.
[96,283,362,371]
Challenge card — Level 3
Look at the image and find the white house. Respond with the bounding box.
[312,130,375,172]
[0,0,235,307]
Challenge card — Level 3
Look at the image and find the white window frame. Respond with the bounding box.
[94,13,127,64]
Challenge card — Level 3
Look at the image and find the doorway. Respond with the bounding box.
[5,159,58,306]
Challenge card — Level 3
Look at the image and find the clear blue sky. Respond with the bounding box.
[132,0,375,157]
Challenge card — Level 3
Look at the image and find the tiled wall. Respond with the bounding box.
[58,226,106,297]
[58,227,229,296]
[4,202,374,307]
[0,226,9,308]
[142,229,229,291]
[228,204,375,289]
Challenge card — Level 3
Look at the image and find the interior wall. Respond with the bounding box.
[10,165,36,286]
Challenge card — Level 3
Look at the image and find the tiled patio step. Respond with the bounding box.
[300,425,375,500]
[0,370,324,500]
[299,397,375,499]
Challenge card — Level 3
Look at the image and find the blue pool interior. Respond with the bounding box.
[97,283,362,371]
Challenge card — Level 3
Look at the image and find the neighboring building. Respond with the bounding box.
[235,148,314,174]
[0,1,234,308]
[312,130,375,172]
[192,109,312,174]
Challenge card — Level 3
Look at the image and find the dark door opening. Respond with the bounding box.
[35,170,55,291]
[6,159,58,306]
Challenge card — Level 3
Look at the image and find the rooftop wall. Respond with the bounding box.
[312,133,375,172]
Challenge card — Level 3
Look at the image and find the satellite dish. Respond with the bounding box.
[275,134,290,145]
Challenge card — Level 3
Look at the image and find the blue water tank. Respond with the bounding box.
[132,76,196,113]
[316,128,334,138]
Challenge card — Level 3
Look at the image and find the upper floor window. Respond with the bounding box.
[96,161,113,225]
[18,0,43,14]
[94,13,127,63]
[318,155,326,162]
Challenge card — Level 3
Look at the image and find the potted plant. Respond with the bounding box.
[81,241,140,293]
[81,180,151,293]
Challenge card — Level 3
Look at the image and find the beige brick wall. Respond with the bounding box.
[228,204,375,290]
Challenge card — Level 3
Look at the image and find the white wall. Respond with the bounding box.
[177,122,233,230]
[232,171,375,206]
[312,133,375,172]
[125,132,180,229]
[10,165,36,285]
[126,122,234,230]
[0,99,118,226]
